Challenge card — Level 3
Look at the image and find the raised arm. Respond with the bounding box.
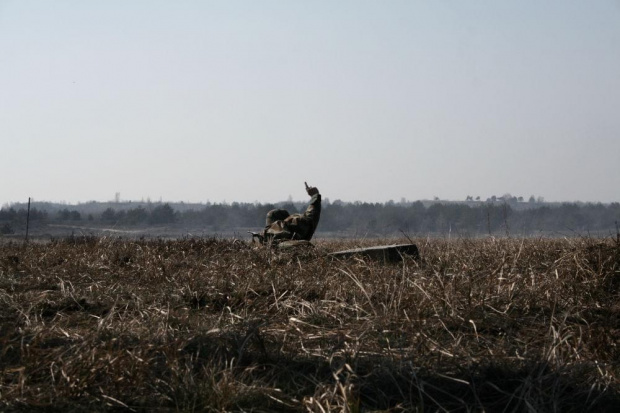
[303,183,321,236]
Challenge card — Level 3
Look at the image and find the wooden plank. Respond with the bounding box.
[328,243,419,262]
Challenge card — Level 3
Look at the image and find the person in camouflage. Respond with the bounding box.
[261,183,321,244]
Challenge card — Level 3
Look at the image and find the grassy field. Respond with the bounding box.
[1,236,619,412]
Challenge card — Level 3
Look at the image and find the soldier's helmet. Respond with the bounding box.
[265,209,290,226]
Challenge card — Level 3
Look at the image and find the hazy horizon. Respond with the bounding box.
[2,193,613,208]
[2,1,619,205]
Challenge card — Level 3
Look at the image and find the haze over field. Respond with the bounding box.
[1,1,619,205]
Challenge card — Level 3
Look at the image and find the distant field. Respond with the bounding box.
[5,221,616,243]
[4,222,369,241]
[1,237,619,411]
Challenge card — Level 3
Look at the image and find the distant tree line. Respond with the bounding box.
[0,207,48,235]
[1,201,619,236]
[99,204,176,225]
[318,201,620,236]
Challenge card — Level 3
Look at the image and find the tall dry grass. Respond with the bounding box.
[1,235,619,411]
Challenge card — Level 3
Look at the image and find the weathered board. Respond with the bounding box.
[328,243,419,263]
[262,240,420,263]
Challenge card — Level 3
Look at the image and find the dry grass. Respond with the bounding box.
[1,235,619,412]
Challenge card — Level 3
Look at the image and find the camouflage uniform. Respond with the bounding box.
[262,193,321,243]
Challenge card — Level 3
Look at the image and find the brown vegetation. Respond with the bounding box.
[1,236,620,411]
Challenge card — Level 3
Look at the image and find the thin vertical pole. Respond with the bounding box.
[25,197,31,242]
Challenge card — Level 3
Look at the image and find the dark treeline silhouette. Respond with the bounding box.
[0,207,48,235]
[1,201,619,237]
[319,201,620,236]
[99,205,176,225]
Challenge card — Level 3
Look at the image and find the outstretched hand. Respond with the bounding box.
[305,182,319,196]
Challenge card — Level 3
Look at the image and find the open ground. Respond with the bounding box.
[1,236,620,411]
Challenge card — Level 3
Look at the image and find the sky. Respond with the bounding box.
[1,1,619,205]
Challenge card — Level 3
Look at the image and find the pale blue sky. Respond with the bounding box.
[1,1,619,205]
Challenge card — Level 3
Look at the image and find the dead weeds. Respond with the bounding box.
[0,236,619,411]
